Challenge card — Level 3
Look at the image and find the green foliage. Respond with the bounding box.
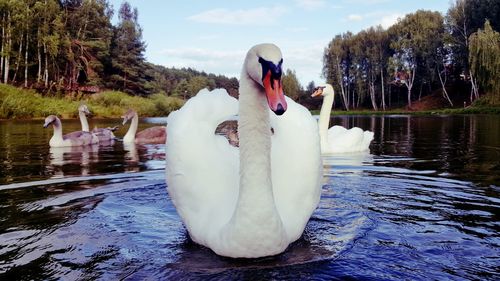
[88,91,184,117]
[469,20,500,103]
[0,84,78,118]
[109,1,148,95]
[0,84,183,119]
[282,69,302,101]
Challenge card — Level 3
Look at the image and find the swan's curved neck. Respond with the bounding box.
[123,112,138,143]
[229,71,286,246]
[51,118,64,142]
[238,73,273,206]
[79,111,90,132]
[318,93,333,150]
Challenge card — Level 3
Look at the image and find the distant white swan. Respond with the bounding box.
[121,109,166,144]
[44,115,99,147]
[312,84,374,154]
[77,104,116,143]
[166,43,322,258]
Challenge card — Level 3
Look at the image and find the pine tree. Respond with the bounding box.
[110,1,148,95]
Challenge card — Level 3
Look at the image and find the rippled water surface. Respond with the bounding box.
[0,115,499,280]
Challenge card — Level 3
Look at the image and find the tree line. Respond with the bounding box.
[0,0,238,97]
[0,0,497,110]
[322,0,500,110]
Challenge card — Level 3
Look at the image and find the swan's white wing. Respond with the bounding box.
[327,125,374,153]
[166,89,239,245]
[270,97,322,241]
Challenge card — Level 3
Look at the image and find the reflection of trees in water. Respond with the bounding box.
[368,115,498,186]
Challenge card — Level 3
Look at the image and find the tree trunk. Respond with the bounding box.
[403,66,416,108]
[24,31,28,88]
[437,65,453,106]
[37,30,41,83]
[12,34,23,83]
[369,73,378,111]
[380,69,386,111]
[407,87,412,108]
[370,81,378,110]
[1,14,4,80]
[418,83,423,101]
[336,56,349,110]
[43,42,48,88]
[3,12,10,84]
[469,70,479,102]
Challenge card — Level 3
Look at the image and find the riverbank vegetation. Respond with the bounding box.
[0,0,498,118]
[0,84,183,119]
[0,0,238,99]
[321,0,500,111]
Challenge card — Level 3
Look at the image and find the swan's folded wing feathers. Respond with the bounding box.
[270,97,322,241]
[166,89,240,243]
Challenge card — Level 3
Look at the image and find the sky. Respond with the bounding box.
[108,0,451,85]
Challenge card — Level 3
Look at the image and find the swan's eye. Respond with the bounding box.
[258,57,283,84]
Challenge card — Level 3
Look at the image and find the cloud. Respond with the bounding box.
[379,13,403,28]
[158,43,326,85]
[347,14,363,21]
[343,0,390,4]
[159,48,246,78]
[283,44,325,84]
[187,6,287,26]
[342,11,404,29]
[294,0,327,10]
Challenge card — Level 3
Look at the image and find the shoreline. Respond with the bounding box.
[2,107,499,121]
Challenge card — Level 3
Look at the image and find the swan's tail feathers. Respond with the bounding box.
[363,130,374,151]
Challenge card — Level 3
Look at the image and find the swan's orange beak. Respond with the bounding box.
[311,88,323,97]
[263,71,287,115]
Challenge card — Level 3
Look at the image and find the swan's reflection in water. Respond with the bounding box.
[123,142,140,173]
[123,142,166,172]
[322,152,374,176]
[49,145,100,177]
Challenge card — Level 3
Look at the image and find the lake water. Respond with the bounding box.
[0,115,499,280]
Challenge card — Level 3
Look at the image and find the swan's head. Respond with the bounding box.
[43,115,58,128]
[311,83,334,98]
[78,104,91,116]
[245,43,287,115]
[121,109,137,125]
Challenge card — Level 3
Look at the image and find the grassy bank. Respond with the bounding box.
[0,84,184,119]
[311,98,500,116]
[1,84,498,119]
[311,106,500,116]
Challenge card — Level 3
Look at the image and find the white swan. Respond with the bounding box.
[43,115,99,147]
[77,104,116,143]
[311,84,374,154]
[166,43,322,258]
[121,109,166,144]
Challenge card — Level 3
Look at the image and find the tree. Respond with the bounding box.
[323,32,354,110]
[469,20,500,104]
[389,10,444,108]
[110,1,147,95]
[282,69,302,101]
[61,0,114,88]
[446,0,500,103]
[31,0,61,87]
